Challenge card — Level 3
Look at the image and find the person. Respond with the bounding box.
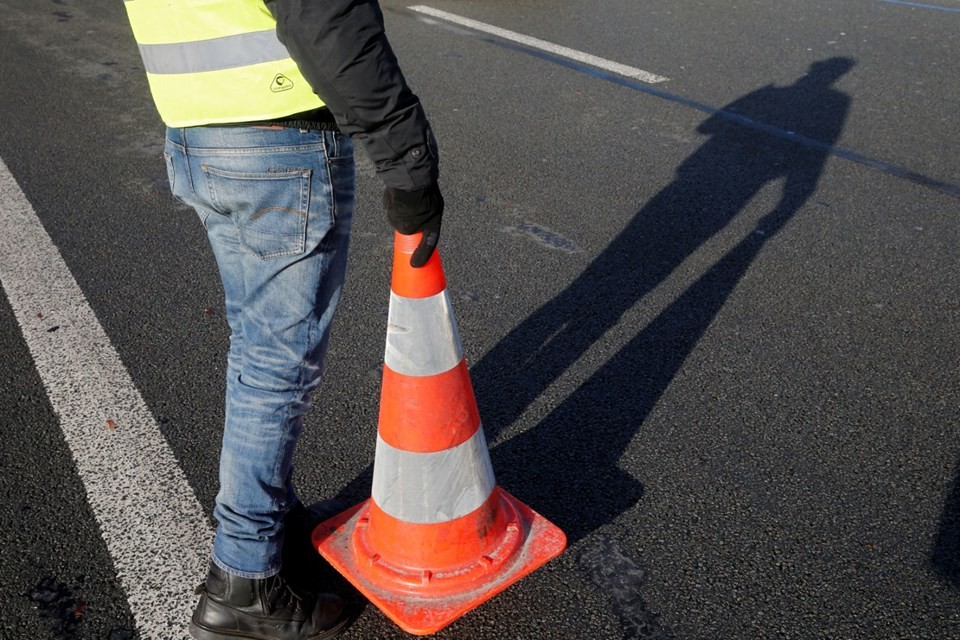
[123,0,445,638]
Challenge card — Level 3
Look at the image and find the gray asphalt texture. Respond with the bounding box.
[1,0,959,638]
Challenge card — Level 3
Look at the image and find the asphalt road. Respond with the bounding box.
[1,0,959,638]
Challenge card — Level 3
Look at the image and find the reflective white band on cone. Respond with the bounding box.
[385,290,463,377]
[372,428,495,524]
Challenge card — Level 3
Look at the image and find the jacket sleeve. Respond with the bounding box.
[267,0,439,191]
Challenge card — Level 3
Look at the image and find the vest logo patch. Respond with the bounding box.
[270,74,294,93]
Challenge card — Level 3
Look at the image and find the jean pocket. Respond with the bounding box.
[162,152,176,193]
[202,164,311,260]
[325,132,354,165]
[162,151,191,206]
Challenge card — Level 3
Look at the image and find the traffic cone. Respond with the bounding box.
[313,232,567,635]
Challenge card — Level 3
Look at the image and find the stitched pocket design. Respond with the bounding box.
[202,165,312,259]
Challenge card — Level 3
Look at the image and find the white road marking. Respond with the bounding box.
[408,5,670,84]
[0,156,210,640]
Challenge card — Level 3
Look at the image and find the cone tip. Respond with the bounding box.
[391,232,446,298]
[394,231,422,255]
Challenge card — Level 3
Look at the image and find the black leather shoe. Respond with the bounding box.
[189,562,352,640]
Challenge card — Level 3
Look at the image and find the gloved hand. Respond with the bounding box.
[383,183,444,268]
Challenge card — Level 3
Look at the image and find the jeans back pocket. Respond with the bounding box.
[202,164,312,260]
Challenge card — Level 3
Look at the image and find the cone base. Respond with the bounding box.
[312,487,567,636]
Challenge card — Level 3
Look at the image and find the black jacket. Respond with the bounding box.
[266,0,439,191]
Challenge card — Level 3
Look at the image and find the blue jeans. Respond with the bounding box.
[164,125,355,578]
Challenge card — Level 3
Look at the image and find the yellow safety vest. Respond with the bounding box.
[124,0,324,127]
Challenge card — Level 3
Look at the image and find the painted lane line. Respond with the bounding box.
[408,5,669,84]
[501,38,960,199]
[879,0,960,13]
[419,17,960,200]
[0,156,211,640]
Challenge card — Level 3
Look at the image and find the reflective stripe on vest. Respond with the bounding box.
[137,31,291,75]
[124,0,323,127]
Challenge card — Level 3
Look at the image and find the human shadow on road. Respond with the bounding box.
[469,57,855,544]
[932,463,960,589]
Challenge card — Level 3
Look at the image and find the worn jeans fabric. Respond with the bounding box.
[163,125,355,578]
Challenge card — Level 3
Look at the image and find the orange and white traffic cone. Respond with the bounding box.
[313,232,567,635]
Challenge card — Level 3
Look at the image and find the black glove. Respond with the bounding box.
[383,183,444,268]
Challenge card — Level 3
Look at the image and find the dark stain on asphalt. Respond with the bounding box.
[27,576,84,637]
[579,536,674,640]
[502,221,581,253]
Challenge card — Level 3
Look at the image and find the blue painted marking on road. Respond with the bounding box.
[879,0,960,13]
[478,36,960,200]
